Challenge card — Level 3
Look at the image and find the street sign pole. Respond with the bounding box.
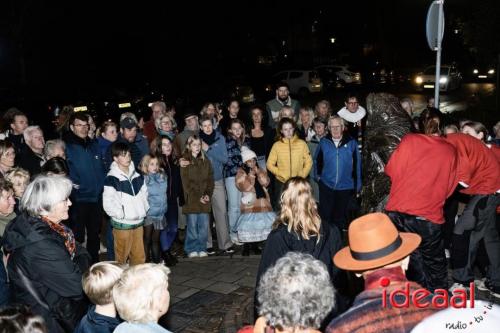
[434,0,444,108]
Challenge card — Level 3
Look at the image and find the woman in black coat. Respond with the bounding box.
[255,177,346,327]
[2,175,90,333]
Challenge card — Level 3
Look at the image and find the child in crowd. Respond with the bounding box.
[139,154,168,263]
[180,135,214,258]
[234,147,275,256]
[103,142,149,265]
[224,119,247,242]
[40,157,69,176]
[152,136,181,266]
[74,261,124,333]
[97,121,118,171]
[5,167,30,214]
[113,264,172,333]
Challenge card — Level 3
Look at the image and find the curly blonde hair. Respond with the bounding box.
[274,177,321,240]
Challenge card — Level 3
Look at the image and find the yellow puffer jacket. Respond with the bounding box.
[266,135,312,183]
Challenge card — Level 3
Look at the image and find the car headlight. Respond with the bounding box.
[488,69,495,74]
[473,69,479,74]
[415,76,423,84]
[439,77,448,84]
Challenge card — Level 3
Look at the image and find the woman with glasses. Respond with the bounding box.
[2,175,91,333]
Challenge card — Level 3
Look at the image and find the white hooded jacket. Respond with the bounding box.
[103,161,149,228]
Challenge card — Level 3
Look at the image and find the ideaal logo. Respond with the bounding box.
[380,277,475,309]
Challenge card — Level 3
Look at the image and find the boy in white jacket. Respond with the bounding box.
[103,142,149,265]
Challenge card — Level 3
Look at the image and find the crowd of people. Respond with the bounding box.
[0,81,499,333]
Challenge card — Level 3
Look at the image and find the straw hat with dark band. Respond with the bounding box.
[333,213,421,271]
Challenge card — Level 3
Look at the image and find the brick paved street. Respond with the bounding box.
[160,255,260,333]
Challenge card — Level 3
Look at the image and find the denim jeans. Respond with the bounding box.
[256,156,266,171]
[160,198,178,252]
[184,213,209,254]
[225,177,241,239]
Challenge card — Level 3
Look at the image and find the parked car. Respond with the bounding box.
[314,66,346,90]
[271,70,323,96]
[414,65,462,92]
[315,65,362,85]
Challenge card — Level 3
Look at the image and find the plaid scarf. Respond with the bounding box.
[41,216,76,259]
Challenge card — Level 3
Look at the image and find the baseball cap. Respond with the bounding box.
[120,117,137,129]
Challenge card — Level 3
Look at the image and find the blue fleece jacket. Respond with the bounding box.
[205,132,228,181]
[313,135,361,192]
[145,172,168,219]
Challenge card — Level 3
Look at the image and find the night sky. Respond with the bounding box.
[0,0,494,104]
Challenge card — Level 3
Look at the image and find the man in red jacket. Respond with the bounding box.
[445,133,500,298]
[385,133,459,291]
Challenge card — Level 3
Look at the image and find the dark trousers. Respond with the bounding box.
[72,201,103,264]
[452,194,500,286]
[318,181,353,230]
[388,211,448,291]
[272,179,285,211]
[160,199,178,252]
[0,255,9,307]
[443,190,460,249]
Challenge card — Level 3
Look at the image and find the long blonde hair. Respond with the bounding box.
[274,177,321,240]
[183,135,206,161]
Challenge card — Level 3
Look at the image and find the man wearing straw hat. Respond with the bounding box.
[326,213,436,333]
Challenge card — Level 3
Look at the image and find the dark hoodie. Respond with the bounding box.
[74,305,121,333]
[2,213,90,333]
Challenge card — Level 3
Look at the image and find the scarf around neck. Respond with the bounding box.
[199,130,217,146]
[337,106,366,123]
[41,216,76,259]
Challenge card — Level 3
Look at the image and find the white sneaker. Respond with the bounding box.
[449,282,470,293]
[198,251,208,257]
[475,278,488,291]
[99,243,107,254]
[188,252,199,258]
[444,249,450,259]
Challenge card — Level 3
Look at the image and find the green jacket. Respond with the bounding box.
[0,212,16,238]
[265,98,301,128]
[180,153,214,214]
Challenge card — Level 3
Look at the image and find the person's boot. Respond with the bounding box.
[242,243,250,256]
[251,243,262,255]
[162,251,177,267]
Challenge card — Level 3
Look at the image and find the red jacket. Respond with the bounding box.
[143,119,157,144]
[445,133,500,195]
[385,134,459,224]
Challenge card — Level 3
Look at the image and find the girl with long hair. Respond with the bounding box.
[152,136,182,266]
[139,154,168,264]
[224,119,248,242]
[180,135,214,257]
[255,177,343,317]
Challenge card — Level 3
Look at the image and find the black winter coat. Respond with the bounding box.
[2,213,90,333]
[254,221,345,325]
[15,146,44,178]
[256,222,342,290]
